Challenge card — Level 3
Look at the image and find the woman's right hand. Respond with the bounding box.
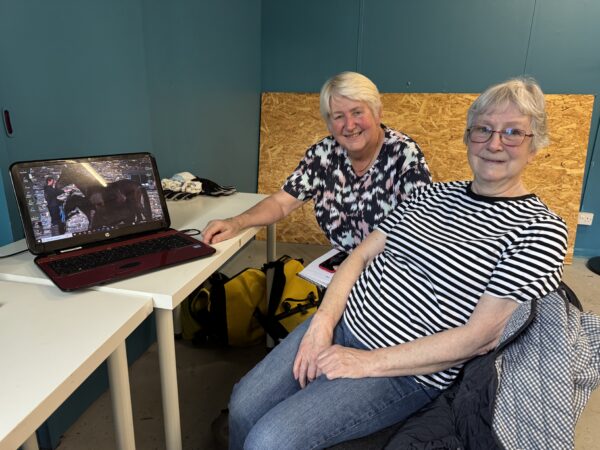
[293,232,387,387]
[201,191,303,245]
[201,218,241,244]
[293,316,335,388]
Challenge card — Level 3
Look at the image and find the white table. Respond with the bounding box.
[0,280,153,450]
[0,192,276,450]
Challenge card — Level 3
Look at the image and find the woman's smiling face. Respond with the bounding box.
[468,103,536,196]
[327,95,381,158]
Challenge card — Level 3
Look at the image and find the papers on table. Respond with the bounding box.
[298,248,343,289]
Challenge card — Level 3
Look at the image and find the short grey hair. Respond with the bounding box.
[319,71,382,122]
[464,76,549,150]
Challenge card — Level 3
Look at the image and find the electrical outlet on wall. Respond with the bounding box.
[578,212,594,226]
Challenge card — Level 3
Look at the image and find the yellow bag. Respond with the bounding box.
[180,256,319,347]
[181,268,267,347]
[223,268,268,346]
[257,255,320,344]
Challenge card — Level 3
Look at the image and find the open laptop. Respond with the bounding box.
[9,152,215,291]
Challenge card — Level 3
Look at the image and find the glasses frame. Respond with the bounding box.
[467,126,534,147]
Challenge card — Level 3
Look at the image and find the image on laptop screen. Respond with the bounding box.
[10,152,170,254]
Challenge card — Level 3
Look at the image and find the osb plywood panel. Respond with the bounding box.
[258,92,595,263]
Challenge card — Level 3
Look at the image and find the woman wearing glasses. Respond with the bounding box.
[228,77,567,450]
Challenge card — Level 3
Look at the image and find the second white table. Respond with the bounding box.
[0,280,153,450]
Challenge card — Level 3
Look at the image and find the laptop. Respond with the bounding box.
[9,152,216,291]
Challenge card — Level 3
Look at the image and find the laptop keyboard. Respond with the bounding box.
[48,234,195,276]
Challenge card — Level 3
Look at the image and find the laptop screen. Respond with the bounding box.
[9,152,170,255]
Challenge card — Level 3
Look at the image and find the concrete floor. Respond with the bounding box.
[55,241,600,450]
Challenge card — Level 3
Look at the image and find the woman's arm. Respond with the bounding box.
[202,190,304,244]
[292,230,387,387]
[316,293,519,380]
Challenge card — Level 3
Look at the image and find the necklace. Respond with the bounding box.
[352,131,384,175]
[353,151,378,175]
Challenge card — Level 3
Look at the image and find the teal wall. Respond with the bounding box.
[261,0,600,257]
[141,0,261,192]
[0,0,261,246]
[0,0,153,243]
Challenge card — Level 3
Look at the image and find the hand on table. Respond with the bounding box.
[202,218,241,244]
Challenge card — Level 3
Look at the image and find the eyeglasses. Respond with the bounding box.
[467,126,534,147]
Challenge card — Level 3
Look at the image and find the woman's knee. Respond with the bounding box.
[228,376,256,427]
[243,418,304,450]
[228,361,289,444]
[229,379,259,450]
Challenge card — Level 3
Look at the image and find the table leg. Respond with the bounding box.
[107,342,136,450]
[22,433,39,450]
[155,308,182,450]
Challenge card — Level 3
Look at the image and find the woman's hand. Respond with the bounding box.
[316,345,372,380]
[292,231,387,387]
[201,218,241,244]
[201,190,305,245]
[293,319,334,388]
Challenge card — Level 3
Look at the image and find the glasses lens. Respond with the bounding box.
[469,127,492,143]
[501,129,525,146]
[469,127,529,146]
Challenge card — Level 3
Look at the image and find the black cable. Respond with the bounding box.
[181,228,202,237]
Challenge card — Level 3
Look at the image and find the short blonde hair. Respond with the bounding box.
[319,71,382,122]
[464,76,549,150]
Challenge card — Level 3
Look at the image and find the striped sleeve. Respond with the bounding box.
[485,217,568,303]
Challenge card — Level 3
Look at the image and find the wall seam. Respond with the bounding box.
[522,0,537,74]
[580,101,599,208]
[356,0,364,72]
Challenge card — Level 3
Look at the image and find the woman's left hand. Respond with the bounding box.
[316,345,372,379]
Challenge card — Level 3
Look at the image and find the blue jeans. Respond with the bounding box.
[229,318,440,450]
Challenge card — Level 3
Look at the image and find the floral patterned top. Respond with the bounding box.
[282,125,432,251]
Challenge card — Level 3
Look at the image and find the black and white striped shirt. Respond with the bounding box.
[343,181,568,389]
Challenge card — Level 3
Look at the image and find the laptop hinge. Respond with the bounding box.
[59,246,83,254]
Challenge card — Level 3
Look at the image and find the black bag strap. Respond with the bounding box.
[281,291,319,304]
[276,292,318,320]
[190,272,230,347]
[253,307,289,342]
[259,255,308,342]
[262,255,300,319]
[208,272,229,346]
[255,291,320,341]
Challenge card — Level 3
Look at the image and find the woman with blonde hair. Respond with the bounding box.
[203,71,431,251]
